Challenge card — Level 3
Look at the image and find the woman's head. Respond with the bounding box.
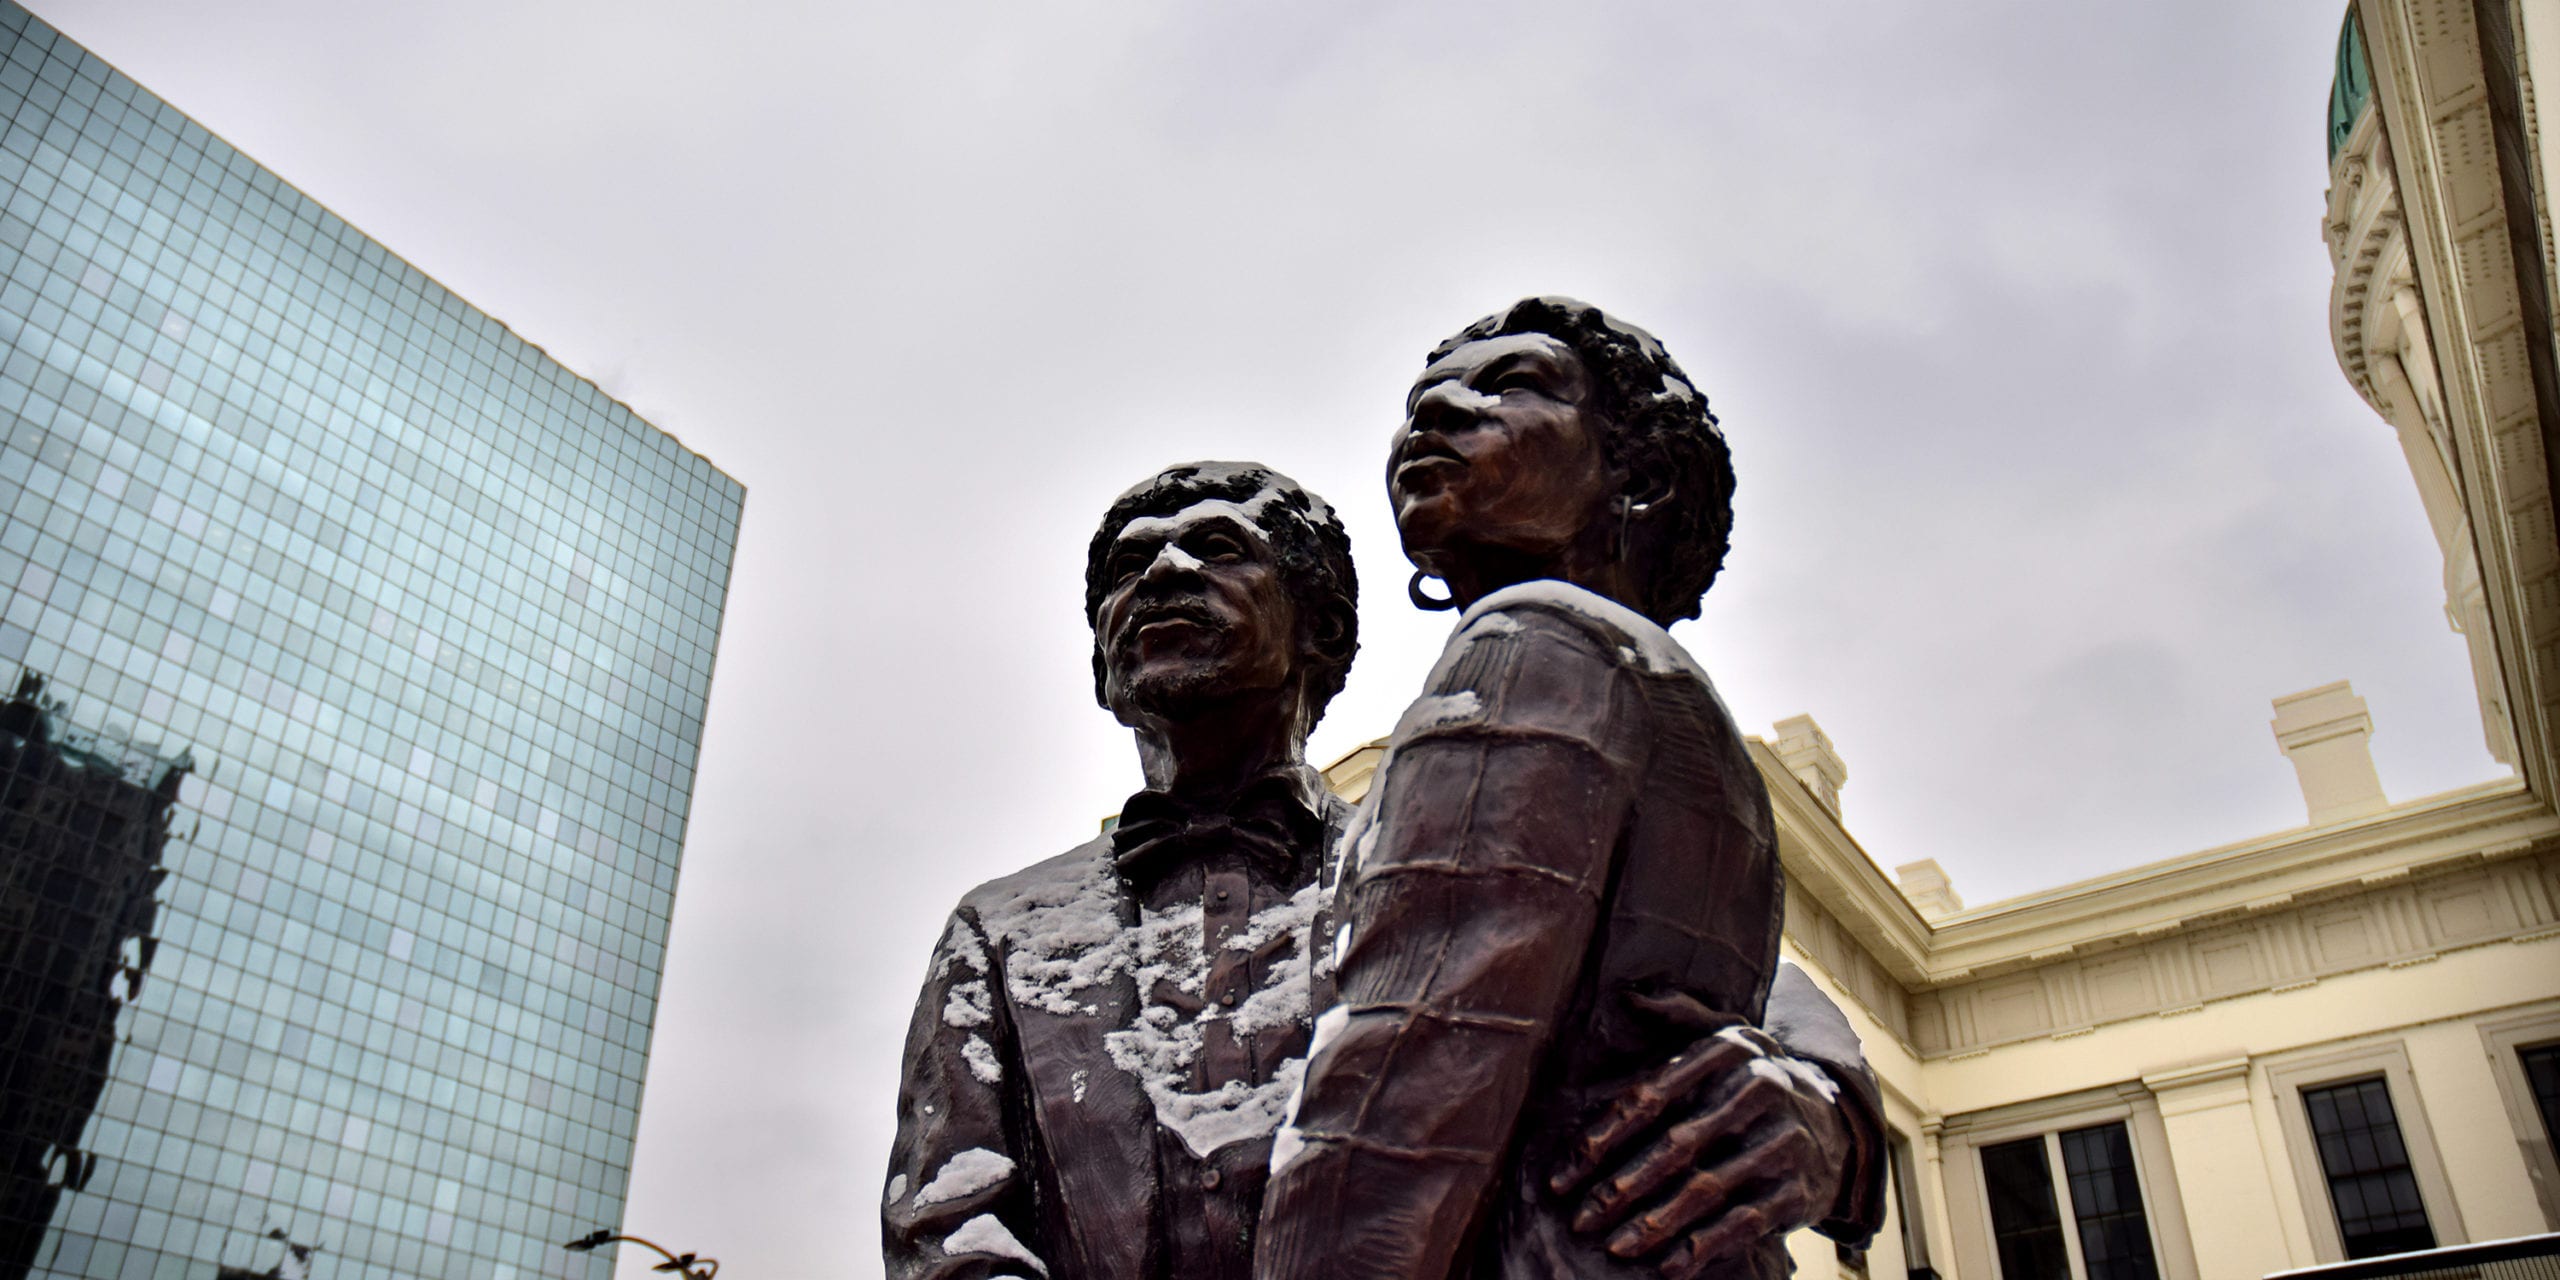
[1394,297,1733,624]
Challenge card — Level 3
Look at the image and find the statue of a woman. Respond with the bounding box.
[1257,299,1875,1280]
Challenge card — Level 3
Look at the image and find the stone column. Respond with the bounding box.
[2142,1059,2297,1279]
[2271,682,2388,825]
[1772,714,1848,818]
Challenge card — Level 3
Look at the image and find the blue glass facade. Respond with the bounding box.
[0,4,742,1276]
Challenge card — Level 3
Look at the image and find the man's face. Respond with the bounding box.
[1389,333,1616,569]
[1094,498,1302,725]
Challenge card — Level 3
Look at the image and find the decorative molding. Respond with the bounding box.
[2475,1001,2560,1229]
[1913,784,2549,976]
[1780,864,1916,1048]
[1909,845,2560,1057]
[2360,0,2560,795]
[2140,1057,2252,1094]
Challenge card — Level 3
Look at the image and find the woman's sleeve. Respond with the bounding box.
[1257,609,1645,1280]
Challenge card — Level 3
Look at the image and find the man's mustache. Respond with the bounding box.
[1112,596,1225,651]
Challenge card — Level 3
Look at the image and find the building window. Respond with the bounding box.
[1889,1132,1940,1280]
[1979,1123,2162,1280]
[2301,1077,2436,1258]
[2269,1041,2466,1258]
[2523,1043,2560,1153]
[2480,1010,2560,1230]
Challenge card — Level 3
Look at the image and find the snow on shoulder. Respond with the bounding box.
[1445,580,1709,684]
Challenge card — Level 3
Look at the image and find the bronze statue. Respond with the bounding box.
[885,463,1360,1280]
[1257,299,1881,1280]
[886,455,1878,1280]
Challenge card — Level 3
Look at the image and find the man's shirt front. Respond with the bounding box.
[883,765,1341,1280]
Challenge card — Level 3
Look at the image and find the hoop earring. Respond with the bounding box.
[1408,570,1458,612]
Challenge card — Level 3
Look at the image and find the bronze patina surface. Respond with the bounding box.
[1258,300,1882,1280]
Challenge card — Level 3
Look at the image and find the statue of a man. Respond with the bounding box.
[885,460,1880,1280]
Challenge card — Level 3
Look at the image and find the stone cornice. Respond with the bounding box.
[2329,105,2406,414]
[1755,744,2557,992]
[1750,740,1936,984]
[2140,1057,2252,1093]
[1913,782,2551,981]
[2360,0,2560,794]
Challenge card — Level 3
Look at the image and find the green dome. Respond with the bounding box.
[2329,7,2374,161]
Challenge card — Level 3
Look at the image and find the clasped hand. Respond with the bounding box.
[1548,994,1850,1279]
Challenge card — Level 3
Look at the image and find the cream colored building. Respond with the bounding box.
[1326,3,2560,1276]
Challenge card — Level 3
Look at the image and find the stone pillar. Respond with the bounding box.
[1772,714,1848,818]
[1895,859,1963,921]
[1918,1117,1953,1280]
[2271,682,2388,825]
[2142,1059,2296,1279]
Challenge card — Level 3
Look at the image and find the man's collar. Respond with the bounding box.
[1109,764,1330,890]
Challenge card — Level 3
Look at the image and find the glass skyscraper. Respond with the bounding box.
[0,5,743,1277]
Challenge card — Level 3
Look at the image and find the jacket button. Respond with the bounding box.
[1201,1168,1222,1190]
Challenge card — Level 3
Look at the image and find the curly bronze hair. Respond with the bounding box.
[1427,297,1734,624]
[1084,462,1359,723]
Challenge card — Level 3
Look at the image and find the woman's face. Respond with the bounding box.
[1388,333,1618,574]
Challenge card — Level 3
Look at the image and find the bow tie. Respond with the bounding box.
[1110,773,1327,889]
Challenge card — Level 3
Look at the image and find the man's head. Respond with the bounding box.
[1086,462,1358,733]
[1416,297,1733,624]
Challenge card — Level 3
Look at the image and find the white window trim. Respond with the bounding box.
[1938,1082,2199,1280]
[2264,1039,2468,1262]
[2477,1002,2560,1230]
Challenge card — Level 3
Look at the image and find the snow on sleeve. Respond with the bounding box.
[944,980,993,1029]
[913,1148,1018,1209]
[943,1214,1048,1277]
[934,915,989,981]
[1267,1004,1350,1177]
[1267,1123,1306,1176]
[1391,690,1482,740]
[962,1034,1003,1085]
[1717,1025,1843,1104]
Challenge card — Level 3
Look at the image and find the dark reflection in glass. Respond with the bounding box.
[0,675,186,1278]
[214,1225,319,1280]
[2056,1123,2157,1280]
[2521,1042,2560,1157]
[1981,1137,2069,1280]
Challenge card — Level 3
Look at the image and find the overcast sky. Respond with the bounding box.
[29,1,2512,1274]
